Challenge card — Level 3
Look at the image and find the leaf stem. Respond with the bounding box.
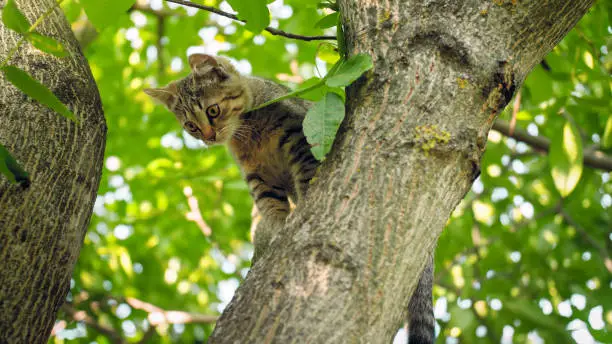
[247,79,327,112]
[246,58,345,112]
[0,0,65,67]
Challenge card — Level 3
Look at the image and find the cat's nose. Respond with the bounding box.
[202,127,216,141]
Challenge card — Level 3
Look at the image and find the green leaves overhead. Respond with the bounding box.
[315,12,338,29]
[1,66,77,122]
[80,0,136,29]
[326,53,373,87]
[2,0,30,34]
[504,299,573,343]
[226,0,270,33]
[0,143,29,185]
[303,92,345,160]
[13,0,606,342]
[27,32,68,57]
[603,116,612,149]
[2,0,68,58]
[549,119,583,197]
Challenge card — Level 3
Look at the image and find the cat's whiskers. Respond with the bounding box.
[220,124,249,143]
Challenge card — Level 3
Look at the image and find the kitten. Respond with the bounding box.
[144,54,435,344]
[144,54,317,259]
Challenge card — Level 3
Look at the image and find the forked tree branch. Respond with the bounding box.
[207,0,595,341]
[164,0,336,41]
[493,119,612,171]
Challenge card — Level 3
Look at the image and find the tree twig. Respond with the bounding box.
[164,0,336,41]
[559,207,612,273]
[156,15,166,78]
[60,293,218,343]
[492,119,612,171]
[124,297,218,326]
[61,303,126,344]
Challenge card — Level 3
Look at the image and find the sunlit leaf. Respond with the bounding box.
[602,115,612,149]
[27,32,68,57]
[2,0,30,34]
[226,0,270,33]
[120,250,133,277]
[317,1,339,11]
[1,66,77,122]
[303,92,345,160]
[298,77,344,102]
[80,0,136,28]
[325,53,373,87]
[315,12,338,29]
[317,42,340,64]
[549,119,583,197]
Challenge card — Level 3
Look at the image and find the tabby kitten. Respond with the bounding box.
[144,54,317,259]
[144,54,435,344]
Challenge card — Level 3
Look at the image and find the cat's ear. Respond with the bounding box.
[188,54,217,75]
[189,54,230,81]
[144,83,178,109]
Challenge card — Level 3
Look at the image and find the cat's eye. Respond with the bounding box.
[206,104,220,118]
[185,121,198,132]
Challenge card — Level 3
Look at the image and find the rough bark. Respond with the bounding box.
[209,0,594,342]
[0,0,106,343]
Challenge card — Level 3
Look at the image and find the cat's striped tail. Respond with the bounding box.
[407,255,435,344]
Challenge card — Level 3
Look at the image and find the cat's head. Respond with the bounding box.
[144,54,252,145]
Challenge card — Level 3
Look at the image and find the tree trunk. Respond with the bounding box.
[209,0,594,342]
[0,0,106,343]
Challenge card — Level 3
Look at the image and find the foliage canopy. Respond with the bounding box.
[1,0,609,343]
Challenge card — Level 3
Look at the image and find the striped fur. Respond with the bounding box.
[146,55,435,343]
[408,255,435,344]
[144,54,318,259]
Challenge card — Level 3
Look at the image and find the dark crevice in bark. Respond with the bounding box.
[482,60,517,112]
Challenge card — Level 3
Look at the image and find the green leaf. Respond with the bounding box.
[315,12,338,29]
[317,1,339,11]
[602,115,612,149]
[549,120,583,197]
[325,53,373,87]
[337,19,346,57]
[80,0,136,29]
[0,143,29,185]
[2,0,31,34]
[1,65,77,122]
[226,0,270,33]
[303,92,345,160]
[504,299,573,343]
[120,250,134,277]
[298,77,345,102]
[27,32,68,57]
[298,77,328,101]
[317,42,340,64]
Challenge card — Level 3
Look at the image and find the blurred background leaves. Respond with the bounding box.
[40,0,611,343]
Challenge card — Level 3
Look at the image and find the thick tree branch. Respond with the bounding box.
[208,1,595,342]
[492,119,612,171]
[0,0,106,342]
[164,0,336,41]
